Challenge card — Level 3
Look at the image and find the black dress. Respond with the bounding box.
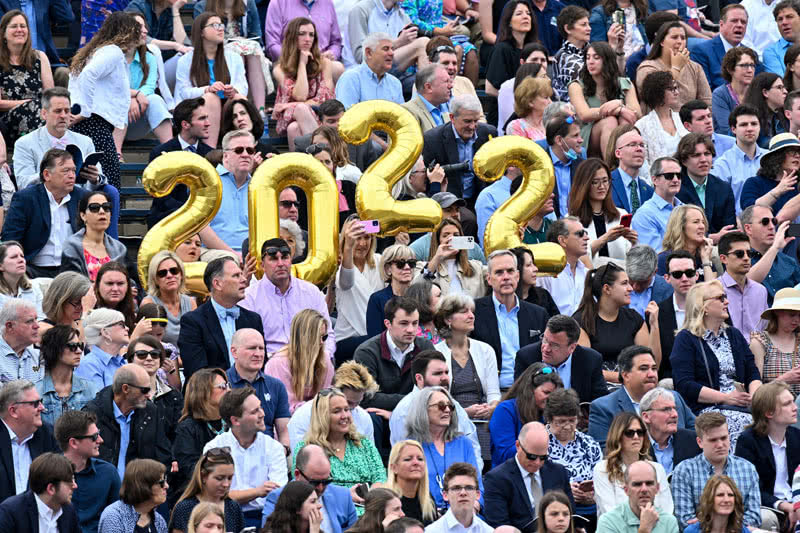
[572,307,644,370]
[0,57,45,146]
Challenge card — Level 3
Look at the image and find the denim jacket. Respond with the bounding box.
[35,372,98,427]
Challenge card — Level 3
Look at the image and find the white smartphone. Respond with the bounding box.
[450,236,474,250]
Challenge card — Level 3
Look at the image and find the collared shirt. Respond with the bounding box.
[241,276,336,354]
[35,492,63,533]
[418,94,449,126]
[129,50,158,97]
[227,365,291,438]
[550,146,573,217]
[34,187,71,267]
[2,419,32,495]
[19,0,42,52]
[622,386,642,414]
[335,63,403,109]
[650,434,675,474]
[112,401,133,479]
[475,177,512,249]
[36,372,97,427]
[741,0,781,60]
[770,435,792,500]
[629,277,655,318]
[721,272,768,336]
[493,293,520,388]
[47,131,69,149]
[712,133,736,164]
[73,457,121,533]
[673,294,685,330]
[75,346,126,389]
[0,335,42,385]
[264,0,342,61]
[764,36,793,76]
[68,45,131,129]
[210,164,250,252]
[210,297,237,364]
[515,455,543,511]
[672,453,761,528]
[536,260,588,318]
[617,167,639,212]
[596,499,679,533]
[751,248,800,300]
[177,135,198,152]
[714,143,767,215]
[691,175,707,208]
[554,353,573,390]
[425,508,494,533]
[385,331,415,369]
[452,122,477,198]
[631,193,682,252]
[203,430,288,512]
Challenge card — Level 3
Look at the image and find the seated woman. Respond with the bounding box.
[434,292,500,463]
[0,241,43,318]
[545,388,602,524]
[671,280,762,447]
[405,385,483,510]
[272,18,334,152]
[750,289,800,396]
[656,205,716,281]
[636,22,711,112]
[505,77,552,141]
[366,244,416,336]
[684,475,749,533]
[266,308,334,414]
[786,43,800,93]
[636,72,689,168]
[175,12,248,148]
[498,58,549,135]
[510,246,560,317]
[221,98,270,157]
[293,388,386,505]
[568,158,636,269]
[404,279,442,344]
[98,459,168,532]
[183,502,226,533]
[569,41,639,158]
[712,47,758,135]
[62,191,127,281]
[77,307,130,388]
[40,271,93,337]
[740,133,800,215]
[136,303,181,391]
[340,487,405,533]
[488,362,563,466]
[279,218,306,264]
[169,447,245,533]
[0,10,53,146]
[743,73,787,148]
[573,263,656,383]
[538,491,577,533]
[305,142,356,226]
[485,0,538,97]
[593,412,673,514]
[552,6,592,102]
[262,481,324,533]
[379,440,439,525]
[141,251,197,345]
[35,325,97,427]
[589,0,646,61]
[94,261,142,333]
[418,218,486,299]
[310,125,362,185]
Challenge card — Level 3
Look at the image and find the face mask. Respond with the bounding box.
[560,139,578,160]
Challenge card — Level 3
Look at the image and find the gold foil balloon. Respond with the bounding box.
[138,152,223,294]
[248,152,339,286]
[473,136,566,276]
[338,101,442,235]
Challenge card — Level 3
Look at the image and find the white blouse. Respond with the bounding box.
[175,49,249,103]
[334,253,384,340]
[585,210,631,269]
[434,338,501,404]
[635,110,689,174]
[593,459,674,515]
[68,45,131,129]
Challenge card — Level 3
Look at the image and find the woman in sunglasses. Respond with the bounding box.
[366,244,418,337]
[750,288,800,396]
[62,191,127,282]
[593,412,672,515]
[141,250,197,345]
[36,325,97,427]
[489,362,563,466]
[78,307,130,388]
[405,386,483,511]
[266,308,334,414]
[378,440,439,525]
[671,280,762,447]
[98,458,169,533]
[136,303,182,391]
[170,447,244,533]
[656,205,716,282]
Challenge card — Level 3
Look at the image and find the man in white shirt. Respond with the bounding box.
[742,0,782,58]
[425,462,493,533]
[203,386,288,529]
[537,216,589,317]
[0,299,42,385]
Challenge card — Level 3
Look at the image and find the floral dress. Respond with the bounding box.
[0,58,45,146]
[547,430,602,513]
[505,118,545,140]
[84,248,111,282]
[750,331,800,397]
[272,72,334,135]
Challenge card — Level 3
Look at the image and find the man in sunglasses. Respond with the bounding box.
[657,251,699,379]
[742,204,800,302]
[261,444,357,532]
[0,299,42,385]
[631,157,683,252]
[538,216,589,317]
[484,422,573,531]
[55,410,120,533]
[719,231,768,336]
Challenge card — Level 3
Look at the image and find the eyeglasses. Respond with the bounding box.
[619,141,646,150]
[758,217,778,227]
[105,321,127,330]
[518,441,548,462]
[226,146,256,155]
[65,341,85,352]
[772,83,787,91]
[264,246,291,259]
[736,63,756,69]
[134,349,162,360]
[298,468,334,487]
[623,428,647,438]
[591,179,609,187]
[66,299,82,308]
[447,485,477,493]
[549,417,578,428]
[428,401,455,412]
[392,259,417,269]
[668,85,680,93]
[644,406,677,414]
[86,202,112,213]
[279,200,300,209]
[204,23,225,30]
[74,432,101,442]
[705,293,728,303]
[669,268,696,279]
[124,384,152,395]
[726,249,752,259]
[212,382,230,390]
[156,267,180,278]
[656,172,681,181]
[13,399,43,408]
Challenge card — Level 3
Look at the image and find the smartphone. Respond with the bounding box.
[360,220,380,234]
[788,223,800,238]
[450,236,474,250]
[620,214,633,228]
[613,9,625,26]
[579,480,594,492]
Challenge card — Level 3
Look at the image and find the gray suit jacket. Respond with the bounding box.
[12,127,107,190]
[61,228,128,276]
[402,94,451,134]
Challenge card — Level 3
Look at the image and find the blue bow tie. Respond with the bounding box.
[224,307,240,321]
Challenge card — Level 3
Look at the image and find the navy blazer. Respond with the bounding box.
[0,183,84,263]
[0,0,73,64]
[535,139,584,218]
[657,294,679,380]
[676,171,736,234]
[0,422,60,503]
[178,300,264,381]
[470,295,549,371]
[261,483,357,532]
[422,122,497,199]
[689,36,765,90]
[611,169,654,213]
[0,490,80,532]
[146,137,214,228]
[670,327,762,413]
[588,387,695,450]
[483,457,574,532]
[734,426,800,508]
[514,342,608,404]
[649,275,674,306]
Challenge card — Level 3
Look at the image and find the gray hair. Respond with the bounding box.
[112,365,140,395]
[451,95,483,117]
[221,129,254,150]
[42,272,92,323]
[626,245,658,281]
[405,386,460,443]
[546,215,580,245]
[741,204,771,226]
[279,218,306,258]
[640,387,675,413]
[543,102,574,127]
[415,64,447,93]
[487,249,518,273]
[0,298,36,335]
[650,156,680,178]
[41,87,70,110]
[83,307,126,345]
[0,379,35,414]
[363,32,392,55]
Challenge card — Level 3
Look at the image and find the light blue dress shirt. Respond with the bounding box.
[629,277,654,317]
[211,297,238,365]
[19,0,43,53]
[335,63,404,109]
[630,193,682,252]
[550,146,573,217]
[209,164,250,252]
[714,143,767,215]
[650,434,675,474]
[453,123,478,198]
[554,353,572,389]
[712,132,736,164]
[764,36,792,76]
[418,94,449,125]
[112,401,133,479]
[493,293,520,388]
[475,176,512,248]
[129,51,158,96]
[75,346,127,389]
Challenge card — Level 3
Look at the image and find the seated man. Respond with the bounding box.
[588,346,694,450]
[426,463,493,533]
[763,0,800,76]
[515,314,608,404]
[0,299,43,385]
[627,245,673,318]
[610,127,653,215]
[346,0,429,71]
[537,217,589,317]
[1,148,84,279]
[657,251,698,379]
[640,388,701,475]
[425,40,485,121]
[679,100,735,162]
[742,205,800,302]
[630,157,683,253]
[483,422,574,530]
[719,231,768,338]
[402,64,452,133]
[536,113,585,219]
[689,5,753,90]
[336,32,403,109]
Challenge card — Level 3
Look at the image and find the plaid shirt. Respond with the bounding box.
[672,453,761,528]
[552,41,586,101]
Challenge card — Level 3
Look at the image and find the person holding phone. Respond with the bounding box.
[418,218,486,299]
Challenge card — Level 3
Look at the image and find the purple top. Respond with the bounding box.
[720,272,768,338]
[264,0,343,61]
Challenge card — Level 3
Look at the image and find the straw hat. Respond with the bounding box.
[760,287,800,320]
[764,133,800,157]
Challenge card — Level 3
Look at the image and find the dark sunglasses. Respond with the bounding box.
[279,200,300,209]
[298,468,334,487]
[518,441,548,462]
[392,259,417,269]
[74,432,101,442]
[13,399,43,408]
[656,172,681,181]
[227,146,255,155]
[134,349,162,360]
[759,217,778,227]
[433,45,456,55]
[65,341,85,352]
[156,477,167,488]
[305,143,331,156]
[86,202,112,213]
[321,333,329,342]
[726,249,752,259]
[428,401,455,412]
[156,267,180,278]
[623,428,647,438]
[573,229,587,238]
[124,384,151,395]
[264,246,291,259]
[669,269,696,279]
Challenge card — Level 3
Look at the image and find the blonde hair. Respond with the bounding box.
[682,280,726,336]
[304,389,362,456]
[661,205,708,253]
[379,244,415,282]
[187,502,225,533]
[339,216,377,270]
[385,440,437,522]
[147,251,187,299]
[334,361,379,398]
[514,76,553,117]
[284,309,330,402]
